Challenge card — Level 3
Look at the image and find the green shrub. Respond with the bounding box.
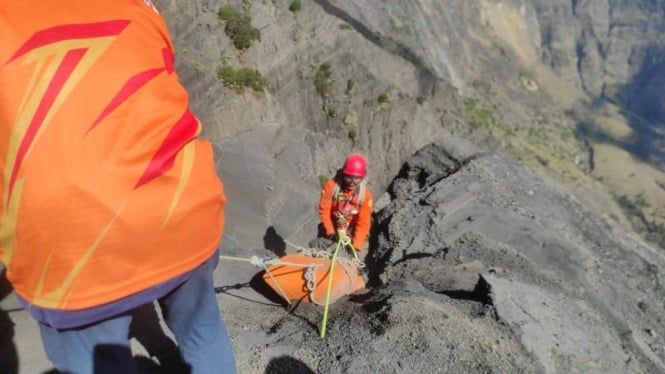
[463,98,495,128]
[345,79,355,95]
[217,61,269,92]
[319,175,330,187]
[397,43,422,66]
[471,79,492,94]
[616,195,639,217]
[416,96,425,105]
[535,116,549,125]
[474,108,495,125]
[378,92,389,104]
[614,194,665,248]
[217,5,260,50]
[535,155,549,167]
[464,98,477,111]
[289,0,302,12]
[314,63,332,97]
[327,107,337,118]
[348,128,357,145]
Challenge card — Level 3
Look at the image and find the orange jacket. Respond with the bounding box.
[0,0,225,310]
[318,177,373,250]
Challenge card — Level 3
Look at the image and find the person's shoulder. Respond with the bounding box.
[359,179,372,193]
[326,177,339,186]
[321,177,338,196]
[324,177,338,189]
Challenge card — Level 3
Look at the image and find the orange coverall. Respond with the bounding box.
[318,178,373,250]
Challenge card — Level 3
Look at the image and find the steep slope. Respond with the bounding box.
[156,0,467,248]
[369,138,665,373]
[150,1,665,370]
[322,0,665,244]
[150,2,665,372]
[155,0,665,249]
[211,138,665,373]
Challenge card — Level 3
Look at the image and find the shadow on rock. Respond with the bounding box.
[0,269,18,374]
[248,272,289,307]
[214,274,286,307]
[265,355,315,374]
[263,226,286,257]
[129,303,190,373]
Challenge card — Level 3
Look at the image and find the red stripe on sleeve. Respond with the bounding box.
[134,109,198,189]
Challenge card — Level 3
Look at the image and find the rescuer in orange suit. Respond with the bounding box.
[0,1,235,373]
[311,153,373,252]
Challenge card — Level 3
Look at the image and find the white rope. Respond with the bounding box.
[219,247,365,305]
[218,254,324,269]
[259,259,291,305]
[304,267,317,292]
[284,239,308,252]
[294,247,366,269]
[219,254,322,305]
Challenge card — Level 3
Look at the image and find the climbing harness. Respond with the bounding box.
[331,179,367,220]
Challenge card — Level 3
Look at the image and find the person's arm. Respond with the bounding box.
[351,190,373,250]
[318,179,336,236]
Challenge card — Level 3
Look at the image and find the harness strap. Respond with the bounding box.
[331,179,367,207]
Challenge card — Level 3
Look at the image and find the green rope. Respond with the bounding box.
[320,230,364,339]
[319,238,342,338]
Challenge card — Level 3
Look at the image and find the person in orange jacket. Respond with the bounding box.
[311,153,373,252]
[0,1,235,373]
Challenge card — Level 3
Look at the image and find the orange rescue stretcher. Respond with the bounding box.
[262,253,365,305]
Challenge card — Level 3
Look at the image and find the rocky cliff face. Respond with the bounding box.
[213,138,665,373]
[154,0,665,249]
[369,138,665,373]
[148,1,665,372]
[156,0,468,248]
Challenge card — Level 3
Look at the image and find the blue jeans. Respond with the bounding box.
[39,255,236,374]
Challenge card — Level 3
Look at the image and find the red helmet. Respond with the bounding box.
[342,153,367,177]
